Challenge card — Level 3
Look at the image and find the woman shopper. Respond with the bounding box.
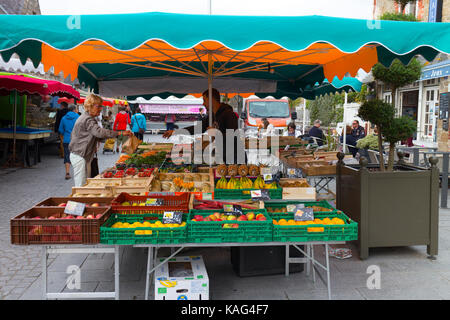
[113,106,131,153]
[58,105,79,180]
[131,108,147,141]
[69,94,132,187]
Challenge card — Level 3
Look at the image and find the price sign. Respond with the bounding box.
[223,204,243,216]
[162,211,183,224]
[293,207,314,221]
[64,201,86,216]
[146,198,164,206]
[251,189,270,200]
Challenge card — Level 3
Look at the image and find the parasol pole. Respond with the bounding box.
[12,89,17,165]
[208,53,213,128]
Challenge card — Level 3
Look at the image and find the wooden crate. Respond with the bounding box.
[137,143,173,152]
[300,164,337,176]
[278,178,316,200]
[245,136,306,149]
[85,176,153,188]
[71,187,114,198]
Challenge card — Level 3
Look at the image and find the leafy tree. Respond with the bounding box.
[372,58,422,111]
[288,97,302,111]
[306,94,343,126]
[358,99,417,171]
[358,99,395,171]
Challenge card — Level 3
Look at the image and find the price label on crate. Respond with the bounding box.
[293,207,314,222]
[223,204,243,216]
[145,198,164,206]
[251,189,270,200]
[162,211,183,224]
[64,201,86,216]
[287,204,304,212]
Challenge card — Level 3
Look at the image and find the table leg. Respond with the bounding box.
[114,246,120,300]
[145,247,153,301]
[306,244,311,276]
[42,246,47,300]
[285,245,289,277]
[325,243,331,300]
[311,245,316,283]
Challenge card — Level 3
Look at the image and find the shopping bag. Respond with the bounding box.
[122,134,141,154]
[90,156,99,178]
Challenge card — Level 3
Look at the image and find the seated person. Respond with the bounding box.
[340,125,358,157]
[308,119,325,146]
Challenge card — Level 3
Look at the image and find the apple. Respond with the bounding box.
[194,215,204,221]
[256,214,267,221]
[191,219,197,222]
[232,224,239,228]
[58,203,67,207]
[227,215,236,221]
[213,212,221,219]
[246,212,255,221]
[208,215,217,221]
[86,215,94,219]
[95,214,103,219]
[76,215,84,219]
[237,215,248,221]
[204,217,211,222]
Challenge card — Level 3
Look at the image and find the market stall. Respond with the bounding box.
[3,12,450,300]
[0,72,79,166]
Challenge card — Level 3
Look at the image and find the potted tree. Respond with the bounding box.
[336,66,439,260]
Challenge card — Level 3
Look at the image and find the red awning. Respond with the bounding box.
[0,74,79,99]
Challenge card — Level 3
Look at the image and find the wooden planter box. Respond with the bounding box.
[336,156,439,260]
[300,163,336,176]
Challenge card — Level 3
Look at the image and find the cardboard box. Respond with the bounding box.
[279,178,316,200]
[154,256,209,300]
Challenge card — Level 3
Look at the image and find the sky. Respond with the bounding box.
[39,0,374,19]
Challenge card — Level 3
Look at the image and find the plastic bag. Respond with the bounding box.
[122,134,141,154]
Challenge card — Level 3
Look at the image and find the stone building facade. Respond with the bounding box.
[374,0,450,148]
[0,0,40,15]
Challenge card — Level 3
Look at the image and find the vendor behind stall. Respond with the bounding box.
[163,88,240,163]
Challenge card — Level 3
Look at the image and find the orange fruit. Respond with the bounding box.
[278,219,288,226]
[322,218,332,225]
[305,220,314,225]
[273,220,278,225]
[331,218,345,225]
[287,220,296,225]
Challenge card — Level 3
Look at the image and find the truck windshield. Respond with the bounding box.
[248,101,290,118]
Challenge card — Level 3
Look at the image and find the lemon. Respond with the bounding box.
[139,203,146,206]
[144,230,152,235]
[143,221,151,227]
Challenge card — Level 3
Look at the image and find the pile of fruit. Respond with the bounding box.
[273,217,345,232]
[110,220,186,234]
[151,173,212,192]
[216,176,277,190]
[102,167,153,178]
[266,205,332,213]
[215,163,276,190]
[116,151,167,169]
[191,211,266,228]
[26,213,103,242]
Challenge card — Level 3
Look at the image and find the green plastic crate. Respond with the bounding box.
[214,178,282,200]
[100,213,187,245]
[264,200,336,216]
[271,212,358,242]
[187,209,273,243]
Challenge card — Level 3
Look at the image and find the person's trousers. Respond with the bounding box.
[70,153,91,187]
[59,134,64,158]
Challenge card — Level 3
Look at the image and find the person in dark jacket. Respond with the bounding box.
[163,88,240,164]
[340,125,358,157]
[308,119,325,146]
[351,120,366,140]
[58,105,80,180]
[54,101,69,158]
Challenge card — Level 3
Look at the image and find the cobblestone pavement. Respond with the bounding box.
[0,141,117,300]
